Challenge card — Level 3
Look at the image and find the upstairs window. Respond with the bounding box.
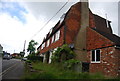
[43,43,45,48]
[41,44,43,50]
[91,49,100,63]
[55,30,60,41]
[41,43,45,50]
[47,40,50,47]
[51,35,54,43]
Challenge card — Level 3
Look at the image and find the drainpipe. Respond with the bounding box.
[74,0,89,62]
[64,23,66,44]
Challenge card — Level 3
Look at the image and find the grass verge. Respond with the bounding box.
[22,61,106,79]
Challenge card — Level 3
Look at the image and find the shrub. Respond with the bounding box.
[51,44,75,63]
[63,59,81,70]
[27,53,43,62]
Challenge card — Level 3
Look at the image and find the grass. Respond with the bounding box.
[22,61,106,79]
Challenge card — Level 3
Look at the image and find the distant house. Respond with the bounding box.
[11,53,21,58]
[37,2,120,77]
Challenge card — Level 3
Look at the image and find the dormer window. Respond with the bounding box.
[60,13,65,23]
[47,40,50,47]
[55,30,60,41]
[41,43,45,50]
[51,35,54,43]
[49,28,53,34]
[41,44,43,50]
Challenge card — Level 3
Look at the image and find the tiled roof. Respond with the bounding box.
[92,28,120,46]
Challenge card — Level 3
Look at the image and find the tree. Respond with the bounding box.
[27,40,38,54]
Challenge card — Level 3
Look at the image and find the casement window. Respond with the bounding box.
[41,44,43,50]
[47,40,50,47]
[43,43,45,48]
[41,43,45,49]
[51,35,54,43]
[91,49,100,63]
[55,30,60,41]
[60,13,65,23]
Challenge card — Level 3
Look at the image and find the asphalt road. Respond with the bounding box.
[1,59,24,79]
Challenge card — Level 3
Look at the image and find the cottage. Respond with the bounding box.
[37,2,120,77]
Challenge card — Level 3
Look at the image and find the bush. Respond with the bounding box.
[51,44,75,63]
[63,59,81,70]
[23,62,105,79]
[27,53,43,62]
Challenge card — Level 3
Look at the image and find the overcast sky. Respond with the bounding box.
[0,0,119,56]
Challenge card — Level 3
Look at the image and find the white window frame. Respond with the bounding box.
[41,43,45,50]
[53,47,58,53]
[55,30,60,41]
[47,40,50,47]
[41,44,43,50]
[51,35,54,43]
[43,43,45,48]
[91,49,101,63]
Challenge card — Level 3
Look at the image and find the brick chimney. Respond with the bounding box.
[74,0,89,62]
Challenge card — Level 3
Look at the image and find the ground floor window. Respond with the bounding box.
[91,49,100,63]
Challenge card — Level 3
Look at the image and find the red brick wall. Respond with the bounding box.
[88,47,120,77]
[65,2,95,44]
[86,27,120,77]
[39,2,96,52]
[87,27,114,50]
[40,26,64,54]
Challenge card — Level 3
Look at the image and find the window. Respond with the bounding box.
[51,35,54,43]
[41,43,45,49]
[43,43,45,48]
[47,40,50,47]
[41,44,43,49]
[91,49,100,63]
[60,13,65,23]
[55,30,60,41]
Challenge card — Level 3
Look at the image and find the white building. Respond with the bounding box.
[0,44,3,57]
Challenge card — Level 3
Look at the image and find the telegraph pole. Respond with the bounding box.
[21,40,26,57]
[23,40,26,53]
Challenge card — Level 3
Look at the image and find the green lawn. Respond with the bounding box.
[22,61,106,79]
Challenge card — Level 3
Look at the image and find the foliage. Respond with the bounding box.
[27,40,38,54]
[63,59,81,70]
[15,56,22,59]
[23,62,105,79]
[26,60,32,63]
[51,44,80,71]
[27,53,42,62]
[20,51,25,57]
[51,44,75,63]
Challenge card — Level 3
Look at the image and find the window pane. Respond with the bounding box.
[52,35,54,43]
[55,30,60,41]
[58,30,60,39]
[92,50,95,61]
[96,50,100,61]
[47,40,49,47]
[55,32,58,41]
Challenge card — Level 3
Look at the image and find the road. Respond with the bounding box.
[1,59,24,79]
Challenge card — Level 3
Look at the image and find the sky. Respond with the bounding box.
[0,0,119,56]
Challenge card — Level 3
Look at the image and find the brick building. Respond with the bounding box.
[37,2,120,77]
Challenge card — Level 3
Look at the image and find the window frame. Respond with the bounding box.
[41,43,45,50]
[91,49,101,63]
[51,35,54,43]
[55,30,60,41]
[47,39,50,47]
[41,44,43,50]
